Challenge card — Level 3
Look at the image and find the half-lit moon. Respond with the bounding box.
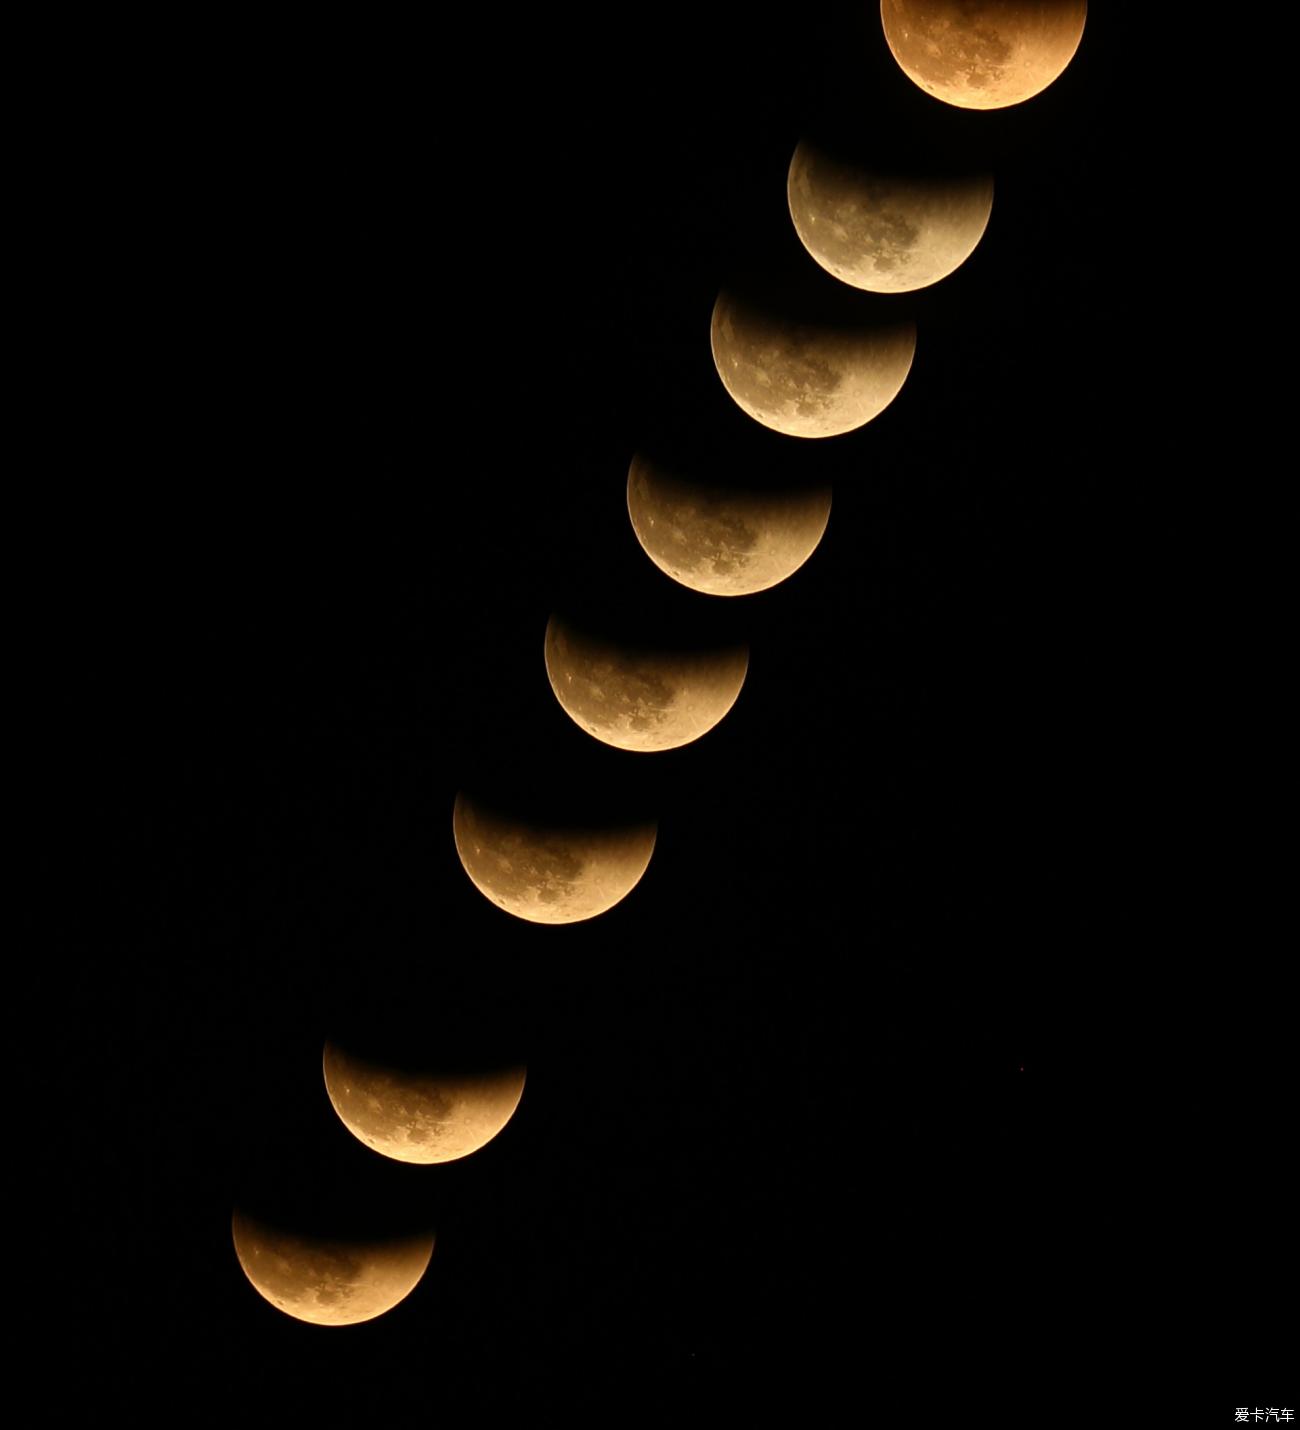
[322,1042,526,1165]
[545,613,748,751]
[710,289,915,438]
[453,792,656,923]
[787,141,993,293]
[231,1209,433,1326]
[880,0,1086,110]
[627,452,830,597]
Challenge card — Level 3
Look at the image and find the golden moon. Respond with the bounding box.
[231,1209,433,1326]
[453,791,656,923]
[627,451,830,597]
[787,141,993,294]
[322,1042,526,1165]
[710,289,915,438]
[880,0,1086,110]
[545,612,748,751]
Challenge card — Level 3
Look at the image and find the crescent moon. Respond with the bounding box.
[231,1208,433,1326]
[453,791,656,923]
[322,1042,526,1165]
[544,612,748,751]
[880,0,1087,110]
[627,451,831,597]
[787,140,993,294]
[710,289,915,439]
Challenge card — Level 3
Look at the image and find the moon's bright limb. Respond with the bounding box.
[544,613,748,751]
[322,1043,526,1165]
[453,792,656,923]
[231,1209,433,1326]
[627,451,830,597]
[880,0,1086,110]
[787,141,993,293]
[710,289,915,438]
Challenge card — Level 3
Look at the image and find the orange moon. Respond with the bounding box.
[453,792,656,923]
[627,451,830,597]
[880,0,1086,110]
[710,289,915,438]
[545,612,748,751]
[322,1042,526,1164]
[231,1209,433,1326]
[787,141,993,294]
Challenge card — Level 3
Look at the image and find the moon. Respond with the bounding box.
[545,613,748,751]
[322,1042,526,1164]
[710,289,915,438]
[453,792,656,923]
[627,451,830,597]
[880,0,1087,110]
[231,1209,433,1326]
[787,141,993,294]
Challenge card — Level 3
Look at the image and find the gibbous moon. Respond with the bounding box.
[545,613,748,751]
[323,1042,526,1165]
[710,289,915,438]
[880,0,1086,110]
[627,452,830,597]
[787,141,993,294]
[453,792,656,923]
[231,1209,433,1326]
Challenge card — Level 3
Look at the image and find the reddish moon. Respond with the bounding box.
[880,0,1086,110]
[626,450,831,597]
[453,792,656,923]
[787,140,993,294]
[710,288,915,439]
[322,1042,526,1164]
[231,1208,433,1326]
[545,612,748,751]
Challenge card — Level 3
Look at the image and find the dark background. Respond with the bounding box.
[29,5,1287,1417]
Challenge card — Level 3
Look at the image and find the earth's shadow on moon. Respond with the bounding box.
[720,250,917,335]
[634,410,836,503]
[232,1128,437,1249]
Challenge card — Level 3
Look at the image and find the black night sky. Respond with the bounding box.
[33,6,1289,1418]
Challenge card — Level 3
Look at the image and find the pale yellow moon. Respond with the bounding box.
[231,1209,433,1326]
[545,613,748,751]
[453,791,656,923]
[880,0,1086,110]
[627,452,831,597]
[322,1042,525,1165]
[710,289,915,438]
[787,141,993,294]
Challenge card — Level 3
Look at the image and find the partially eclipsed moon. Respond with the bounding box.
[627,452,831,597]
[231,1209,433,1326]
[880,0,1086,110]
[787,141,993,294]
[322,1042,526,1165]
[545,613,748,751]
[710,289,915,438]
[453,792,656,923]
